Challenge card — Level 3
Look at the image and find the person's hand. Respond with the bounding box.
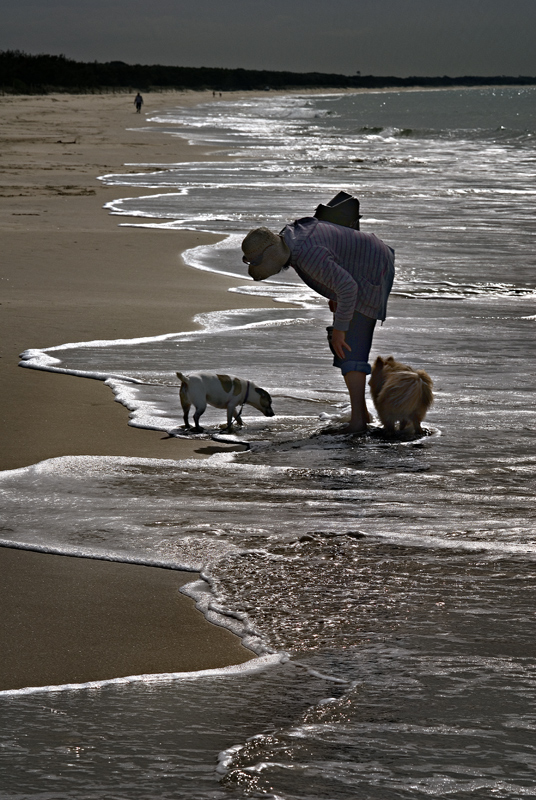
[331,328,351,360]
[328,299,337,313]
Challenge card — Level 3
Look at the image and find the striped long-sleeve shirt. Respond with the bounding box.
[281,217,395,331]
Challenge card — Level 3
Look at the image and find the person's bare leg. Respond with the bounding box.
[343,371,371,433]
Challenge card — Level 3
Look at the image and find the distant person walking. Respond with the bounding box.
[134,93,143,113]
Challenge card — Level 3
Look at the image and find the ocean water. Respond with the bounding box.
[1,88,536,799]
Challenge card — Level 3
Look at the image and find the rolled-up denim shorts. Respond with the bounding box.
[326,311,377,376]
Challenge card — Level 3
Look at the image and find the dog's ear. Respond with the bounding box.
[255,388,272,406]
[374,356,385,368]
[177,371,189,384]
[385,356,396,365]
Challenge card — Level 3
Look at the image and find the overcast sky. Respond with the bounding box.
[1,0,535,77]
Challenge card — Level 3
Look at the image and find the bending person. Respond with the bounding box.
[242,217,395,433]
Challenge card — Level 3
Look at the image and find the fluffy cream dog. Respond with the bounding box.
[177,371,274,432]
[369,356,434,435]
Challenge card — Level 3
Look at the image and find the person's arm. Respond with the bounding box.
[330,327,352,359]
[327,300,351,357]
[298,247,358,331]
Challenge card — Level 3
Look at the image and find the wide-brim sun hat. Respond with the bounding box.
[242,227,290,281]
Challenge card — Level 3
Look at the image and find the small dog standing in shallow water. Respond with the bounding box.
[369,356,434,435]
[177,371,275,432]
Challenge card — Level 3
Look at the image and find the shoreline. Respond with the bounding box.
[0,90,284,691]
[0,548,254,692]
[0,90,287,471]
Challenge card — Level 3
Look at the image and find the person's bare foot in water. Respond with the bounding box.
[320,408,371,436]
[341,408,372,434]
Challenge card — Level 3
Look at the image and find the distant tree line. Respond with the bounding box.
[1,50,535,94]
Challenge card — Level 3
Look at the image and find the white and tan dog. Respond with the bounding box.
[369,356,434,435]
[177,371,275,432]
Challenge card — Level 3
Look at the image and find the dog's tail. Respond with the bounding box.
[176,371,189,385]
[379,370,434,413]
[415,369,434,408]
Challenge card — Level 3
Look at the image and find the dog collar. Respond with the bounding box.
[238,381,251,417]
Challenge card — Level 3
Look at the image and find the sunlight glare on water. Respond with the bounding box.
[2,88,536,799]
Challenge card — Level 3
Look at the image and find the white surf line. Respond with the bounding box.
[0,654,287,698]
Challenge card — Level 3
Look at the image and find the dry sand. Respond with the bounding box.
[0,90,283,691]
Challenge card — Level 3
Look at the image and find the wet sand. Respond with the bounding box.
[0,91,281,691]
[0,548,252,690]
